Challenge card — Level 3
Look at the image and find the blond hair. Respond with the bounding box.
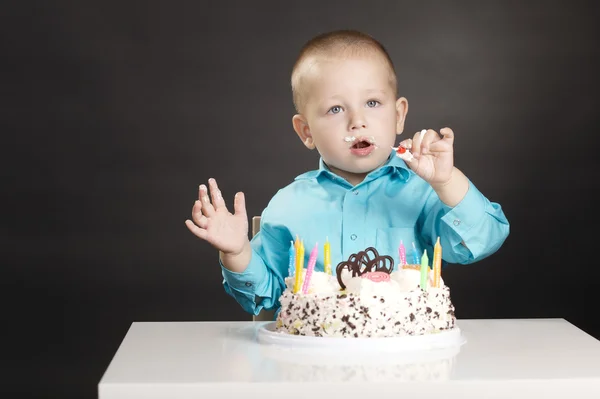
[291,30,398,113]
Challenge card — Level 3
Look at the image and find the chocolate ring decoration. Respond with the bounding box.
[335,247,394,289]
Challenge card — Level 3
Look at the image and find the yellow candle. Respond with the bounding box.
[293,239,305,293]
[299,240,305,285]
[324,237,331,275]
[293,237,300,292]
[432,237,442,288]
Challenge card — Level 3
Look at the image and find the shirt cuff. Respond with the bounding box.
[221,250,268,297]
[441,181,485,229]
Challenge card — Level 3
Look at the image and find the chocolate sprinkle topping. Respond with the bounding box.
[335,247,394,289]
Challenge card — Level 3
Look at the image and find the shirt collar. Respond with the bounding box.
[295,150,412,184]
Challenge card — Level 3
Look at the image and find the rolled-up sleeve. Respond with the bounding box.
[421,180,509,264]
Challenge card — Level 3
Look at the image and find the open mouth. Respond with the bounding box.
[349,138,376,156]
[351,140,372,149]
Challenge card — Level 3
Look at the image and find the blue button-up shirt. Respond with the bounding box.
[221,151,509,315]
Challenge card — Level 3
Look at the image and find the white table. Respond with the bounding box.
[98,319,600,399]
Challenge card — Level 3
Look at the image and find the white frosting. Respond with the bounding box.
[393,147,415,162]
[344,274,404,300]
[391,130,426,162]
[277,269,456,338]
[284,268,338,294]
[391,268,445,292]
[344,135,378,148]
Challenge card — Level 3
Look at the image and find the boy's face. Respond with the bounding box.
[293,55,407,185]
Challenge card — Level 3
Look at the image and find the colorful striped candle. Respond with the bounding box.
[324,237,331,275]
[302,243,319,294]
[432,237,442,288]
[419,249,429,290]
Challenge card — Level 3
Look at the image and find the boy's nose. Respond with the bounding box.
[348,112,367,130]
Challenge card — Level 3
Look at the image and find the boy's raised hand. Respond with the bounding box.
[185,178,249,256]
[400,127,455,188]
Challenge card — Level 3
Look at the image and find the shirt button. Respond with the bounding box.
[453,219,461,226]
[245,282,253,287]
[350,234,357,240]
[353,190,359,195]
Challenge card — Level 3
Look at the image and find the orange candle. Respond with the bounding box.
[432,237,442,288]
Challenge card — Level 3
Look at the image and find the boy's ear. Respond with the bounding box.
[292,114,315,149]
[395,97,409,135]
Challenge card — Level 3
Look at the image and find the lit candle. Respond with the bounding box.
[412,242,420,264]
[398,240,407,267]
[288,240,295,277]
[302,243,319,294]
[324,237,331,275]
[419,249,429,291]
[432,237,442,288]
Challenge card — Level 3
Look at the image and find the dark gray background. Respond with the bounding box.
[3,1,600,398]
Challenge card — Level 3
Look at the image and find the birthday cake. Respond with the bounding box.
[275,245,456,338]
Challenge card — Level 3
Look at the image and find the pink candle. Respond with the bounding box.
[301,243,319,294]
[399,240,407,266]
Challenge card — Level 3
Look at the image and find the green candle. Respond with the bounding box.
[420,249,429,291]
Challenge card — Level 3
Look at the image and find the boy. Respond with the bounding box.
[185,30,509,315]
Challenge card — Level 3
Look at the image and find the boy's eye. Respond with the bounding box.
[328,106,342,114]
[366,100,380,108]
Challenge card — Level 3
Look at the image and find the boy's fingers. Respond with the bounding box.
[185,220,208,240]
[195,213,209,229]
[208,178,227,211]
[421,129,436,150]
[398,138,413,149]
[412,130,425,155]
[190,200,209,228]
[420,129,444,154]
[199,184,215,216]
[233,192,247,217]
[439,127,455,144]
[426,128,454,153]
[191,200,202,220]
[233,191,246,217]
[192,199,202,213]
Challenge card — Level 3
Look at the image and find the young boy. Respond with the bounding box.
[185,30,509,315]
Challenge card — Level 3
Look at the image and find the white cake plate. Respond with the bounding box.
[257,321,466,355]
